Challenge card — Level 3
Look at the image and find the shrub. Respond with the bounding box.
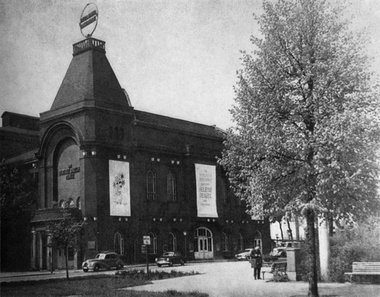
[267,269,289,282]
[329,218,380,282]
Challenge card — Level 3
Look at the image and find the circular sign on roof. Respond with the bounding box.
[79,3,99,38]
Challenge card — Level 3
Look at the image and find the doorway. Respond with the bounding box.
[194,227,213,259]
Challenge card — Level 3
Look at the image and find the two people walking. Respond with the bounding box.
[250,246,262,280]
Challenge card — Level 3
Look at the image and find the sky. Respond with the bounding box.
[1,0,380,129]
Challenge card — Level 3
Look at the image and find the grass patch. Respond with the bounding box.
[0,270,205,297]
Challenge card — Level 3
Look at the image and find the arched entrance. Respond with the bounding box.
[254,231,262,251]
[194,227,213,259]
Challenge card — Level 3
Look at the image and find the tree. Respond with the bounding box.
[219,1,380,296]
[0,162,36,271]
[48,208,84,279]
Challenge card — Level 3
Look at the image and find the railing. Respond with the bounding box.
[73,38,106,55]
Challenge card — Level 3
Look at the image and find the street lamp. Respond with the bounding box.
[183,231,187,260]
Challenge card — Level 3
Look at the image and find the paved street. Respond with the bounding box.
[1,261,380,296]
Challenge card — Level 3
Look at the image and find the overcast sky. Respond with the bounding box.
[1,0,380,129]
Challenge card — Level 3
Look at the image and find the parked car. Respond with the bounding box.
[155,251,185,267]
[234,248,253,261]
[82,251,124,272]
[270,247,287,258]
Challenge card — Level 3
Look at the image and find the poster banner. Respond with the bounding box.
[109,160,131,216]
[195,164,218,218]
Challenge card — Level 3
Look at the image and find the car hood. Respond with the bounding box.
[236,252,249,256]
[84,258,98,263]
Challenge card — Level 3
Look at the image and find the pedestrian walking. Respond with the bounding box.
[250,246,262,280]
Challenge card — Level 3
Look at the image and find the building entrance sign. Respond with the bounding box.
[59,165,80,180]
[79,3,99,38]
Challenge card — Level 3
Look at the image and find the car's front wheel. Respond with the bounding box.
[83,268,88,272]
[180,260,184,266]
[116,264,123,270]
[169,262,173,267]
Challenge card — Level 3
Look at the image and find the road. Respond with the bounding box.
[1,261,380,297]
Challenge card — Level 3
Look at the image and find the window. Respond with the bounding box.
[239,233,244,251]
[68,247,74,261]
[146,170,157,200]
[114,232,124,255]
[168,232,177,251]
[167,172,177,201]
[222,233,229,251]
[254,231,262,251]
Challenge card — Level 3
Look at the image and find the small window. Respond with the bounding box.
[68,247,74,261]
[147,170,157,200]
[167,172,177,201]
[168,232,177,251]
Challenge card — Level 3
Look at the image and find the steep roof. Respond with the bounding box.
[50,38,131,113]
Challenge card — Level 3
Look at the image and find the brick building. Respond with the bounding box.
[1,37,270,270]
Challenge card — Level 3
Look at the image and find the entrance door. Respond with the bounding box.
[194,227,213,259]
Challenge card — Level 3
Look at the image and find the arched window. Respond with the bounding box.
[114,232,124,255]
[239,233,244,251]
[254,231,262,251]
[146,170,156,200]
[148,232,157,254]
[167,172,177,201]
[222,232,229,251]
[168,232,177,251]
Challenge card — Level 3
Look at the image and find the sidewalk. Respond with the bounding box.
[0,263,147,283]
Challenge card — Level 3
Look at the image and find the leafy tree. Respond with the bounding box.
[219,0,380,296]
[0,162,36,271]
[48,209,83,279]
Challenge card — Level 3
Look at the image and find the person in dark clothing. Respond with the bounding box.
[250,246,262,280]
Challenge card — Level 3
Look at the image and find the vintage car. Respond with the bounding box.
[82,251,124,272]
[234,248,254,261]
[270,247,287,258]
[155,251,185,267]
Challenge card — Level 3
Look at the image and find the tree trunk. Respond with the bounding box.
[305,209,319,297]
[318,216,330,281]
[278,220,284,240]
[286,218,293,241]
[65,246,69,279]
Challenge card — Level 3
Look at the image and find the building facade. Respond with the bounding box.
[1,37,270,270]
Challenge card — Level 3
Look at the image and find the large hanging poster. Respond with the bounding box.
[109,160,131,216]
[195,164,218,218]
